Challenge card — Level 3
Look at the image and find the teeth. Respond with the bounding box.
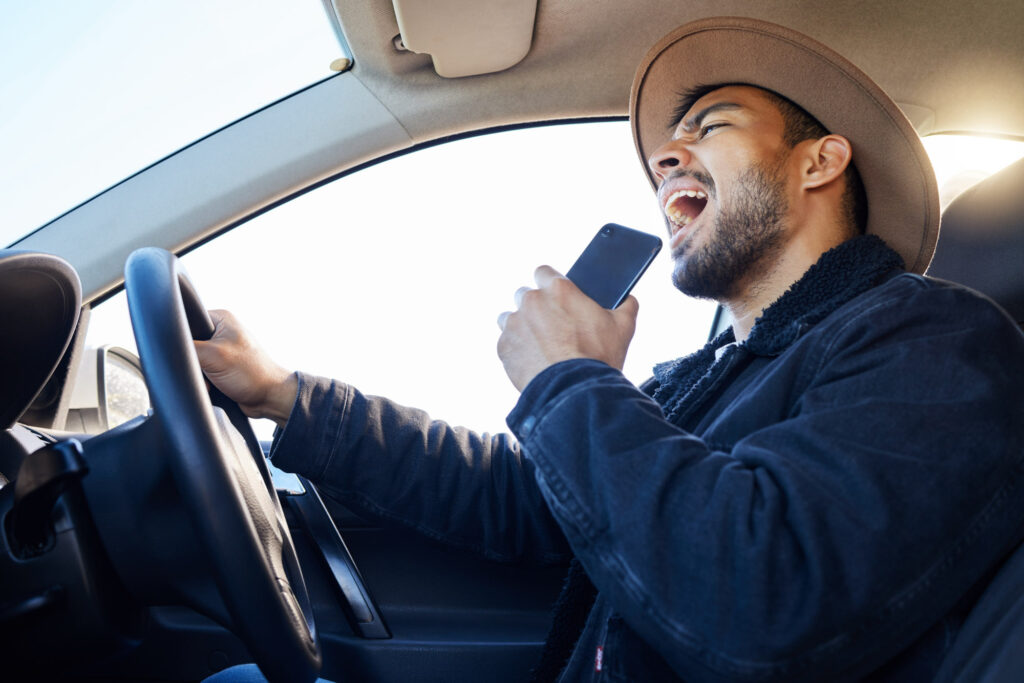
[664,189,707,208]
[665,208,692,227]
[663,188,707,227]
[666,189,707,201]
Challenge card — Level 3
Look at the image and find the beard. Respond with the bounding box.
[671,162,788,301]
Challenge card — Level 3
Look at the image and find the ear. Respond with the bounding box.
[799,134,853,191]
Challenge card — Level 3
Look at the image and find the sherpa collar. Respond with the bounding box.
[651,235,904,397]
[742,234,904,356]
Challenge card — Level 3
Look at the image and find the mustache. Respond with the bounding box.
[662,169,716,198]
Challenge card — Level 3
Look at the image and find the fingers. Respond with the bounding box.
[533,265,563,288]
[514,286,531,308]
[501,268,565,330]
[193,309,245,371]
[499,265,586,330]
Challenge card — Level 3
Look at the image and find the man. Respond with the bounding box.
[198,17,1024,682]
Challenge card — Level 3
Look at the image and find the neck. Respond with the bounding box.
[726,221,851,342]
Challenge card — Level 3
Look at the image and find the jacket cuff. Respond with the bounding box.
[269,371,353,479]
[506,358,620,440]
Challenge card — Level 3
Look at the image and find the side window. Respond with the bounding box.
[86,122,717,438]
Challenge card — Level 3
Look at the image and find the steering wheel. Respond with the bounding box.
[123,247,321,682]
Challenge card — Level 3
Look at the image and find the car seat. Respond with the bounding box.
[927,156,1024,681]
[927,156,1024,325]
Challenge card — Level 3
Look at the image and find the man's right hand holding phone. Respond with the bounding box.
[496,265,639,393]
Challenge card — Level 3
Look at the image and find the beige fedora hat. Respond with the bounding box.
[630,16,939,274]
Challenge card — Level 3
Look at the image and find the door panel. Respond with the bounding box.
[290,488,566,682]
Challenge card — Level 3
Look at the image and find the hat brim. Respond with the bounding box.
[630,16,939,274]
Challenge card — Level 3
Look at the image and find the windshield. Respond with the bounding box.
[0,0,342,246]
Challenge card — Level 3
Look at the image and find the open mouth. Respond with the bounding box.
[664,189,708,229]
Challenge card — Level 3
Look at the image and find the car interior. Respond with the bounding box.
[2,1,1024,681]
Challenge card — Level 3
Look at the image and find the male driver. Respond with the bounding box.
[198,17,1024,682]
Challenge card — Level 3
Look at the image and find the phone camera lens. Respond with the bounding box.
[601,226,613,236]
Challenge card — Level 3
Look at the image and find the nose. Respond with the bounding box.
[647,140,692,182]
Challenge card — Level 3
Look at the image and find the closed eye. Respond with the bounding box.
[698,122,728,140]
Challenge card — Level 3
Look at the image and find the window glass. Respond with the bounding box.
[0,0,342,245]
[87,122,717,438]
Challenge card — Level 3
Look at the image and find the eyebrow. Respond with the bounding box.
[676,102,743,133]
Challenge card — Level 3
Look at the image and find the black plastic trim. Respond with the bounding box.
[286,478,389,639]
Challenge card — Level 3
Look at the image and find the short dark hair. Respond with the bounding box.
[672,83,868,236]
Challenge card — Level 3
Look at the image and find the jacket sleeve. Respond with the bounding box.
[505,281,1024,680]
[269,373,571,564]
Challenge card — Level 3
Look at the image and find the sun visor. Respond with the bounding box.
[392,0,537,78]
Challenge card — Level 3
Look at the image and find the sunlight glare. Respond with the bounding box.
[922,134,1024,209]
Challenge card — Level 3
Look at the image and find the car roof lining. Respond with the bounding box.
[335,0,1024,140]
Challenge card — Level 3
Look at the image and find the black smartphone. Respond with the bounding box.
[566,223,663,309]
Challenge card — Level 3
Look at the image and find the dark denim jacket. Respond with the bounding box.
[272,237,1024,681]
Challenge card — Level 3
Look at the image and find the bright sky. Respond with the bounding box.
[0,0,340,244]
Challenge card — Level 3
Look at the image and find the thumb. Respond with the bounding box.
[615,295,639,322]
[206,309,236,340]
[612,295,640,337]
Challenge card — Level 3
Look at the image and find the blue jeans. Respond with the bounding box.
[204,663,333,683]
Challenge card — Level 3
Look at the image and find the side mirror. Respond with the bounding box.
[67,346,150,433]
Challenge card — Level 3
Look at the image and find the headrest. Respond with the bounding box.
[0,251,81,428]
[927,157,1024,323]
